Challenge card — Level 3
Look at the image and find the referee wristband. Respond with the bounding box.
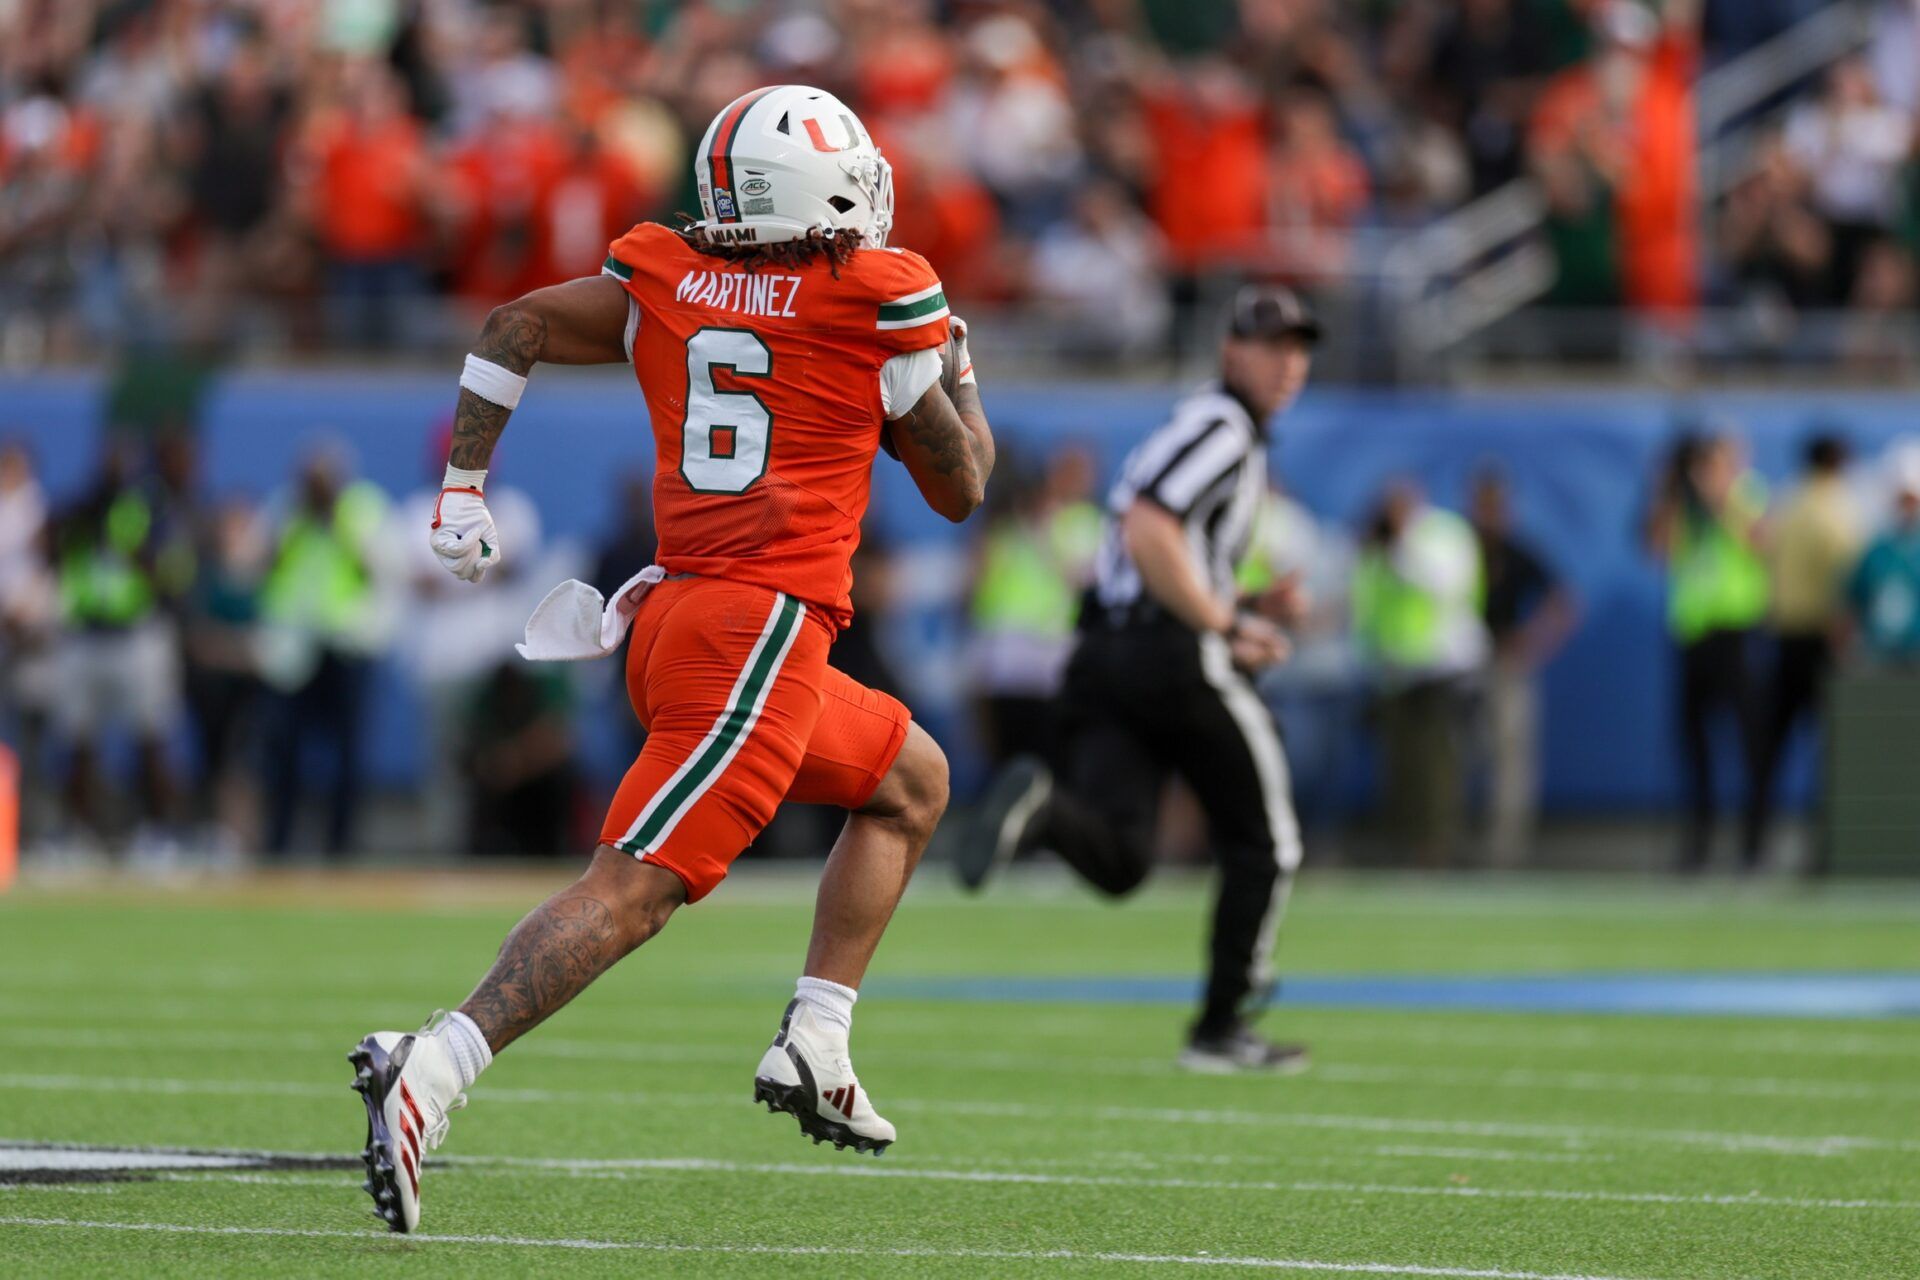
[460,354,528,410]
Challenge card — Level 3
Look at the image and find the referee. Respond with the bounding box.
[961,285,1316,1073]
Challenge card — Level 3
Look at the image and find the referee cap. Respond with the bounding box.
[1228,284,1321,345]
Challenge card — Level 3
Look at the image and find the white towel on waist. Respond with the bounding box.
[516,565,666,661]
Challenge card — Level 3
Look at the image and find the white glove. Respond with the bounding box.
[943,315,975,393]
[430,487,501,583]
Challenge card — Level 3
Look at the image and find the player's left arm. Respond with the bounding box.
[887,317,995,523]
[890,381,993,523]
[432,275,631,582]
[448,276,631,471]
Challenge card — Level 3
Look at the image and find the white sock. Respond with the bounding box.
[439,1010,493,1089]
[794,976,857,1038]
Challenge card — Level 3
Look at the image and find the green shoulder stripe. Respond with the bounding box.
[877,290,946,324]
[602,255,635,282]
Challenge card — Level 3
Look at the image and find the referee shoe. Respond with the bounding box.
[957,754,1051,891]
[1178,1024,1311,1075]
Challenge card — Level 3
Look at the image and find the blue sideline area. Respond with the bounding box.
[878,972,1920,1019]
[6,370,1920,809]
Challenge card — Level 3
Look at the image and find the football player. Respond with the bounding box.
[348,85,994,1233]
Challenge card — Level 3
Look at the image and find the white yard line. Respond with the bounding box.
[1,1071,1911,1158]
[0,1214,1676,1278]
[5,1025,1914,1103]
[150,1157,1920,1213]
[1307,1022,1920,1061]
[1364,1147,1606,1165]
[4,998,1919,1064]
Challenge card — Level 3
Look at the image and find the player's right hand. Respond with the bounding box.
[1227,613,1290,672]
[941,315,974,395]
[430,487,501,583]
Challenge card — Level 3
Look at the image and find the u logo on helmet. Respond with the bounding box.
[802,118,846,153]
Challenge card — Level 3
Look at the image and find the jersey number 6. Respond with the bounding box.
[681,327,773,494]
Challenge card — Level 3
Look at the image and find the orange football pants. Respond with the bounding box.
[598,576,911,901]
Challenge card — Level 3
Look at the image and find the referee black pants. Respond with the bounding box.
[1037,622,1304,1038]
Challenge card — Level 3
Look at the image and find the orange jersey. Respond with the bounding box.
[603,222,950,631]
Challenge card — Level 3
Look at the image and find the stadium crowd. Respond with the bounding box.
[5,412,1920,872]
[2,0,1920,367]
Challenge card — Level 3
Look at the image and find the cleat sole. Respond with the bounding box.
[752,1076,892,1157]
[347,1037,414,1232]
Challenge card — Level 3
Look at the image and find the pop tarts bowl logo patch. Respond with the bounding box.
[741,177,772,197]
[714,189,738,218]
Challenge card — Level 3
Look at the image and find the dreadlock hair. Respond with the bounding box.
[673,214,864,278]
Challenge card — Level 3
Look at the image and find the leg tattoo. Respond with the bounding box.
[459,894,623,1052]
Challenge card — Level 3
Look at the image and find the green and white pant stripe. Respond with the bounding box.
[618,591,807,856]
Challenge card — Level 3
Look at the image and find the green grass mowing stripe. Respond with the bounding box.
[2,996,1915,1066]
[1,1071,1914,1156]
[5,1025,1917,1104]
[137,1159,1920,1213]
[0,1218,1670,1280]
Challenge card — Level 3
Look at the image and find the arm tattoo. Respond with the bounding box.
[447,303,549,472]
[458,894,621,1051]
[900,396,977,481]
[950,382,995,481]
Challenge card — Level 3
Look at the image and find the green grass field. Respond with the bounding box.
[2,869,1917,1278]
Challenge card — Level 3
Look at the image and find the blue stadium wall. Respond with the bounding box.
[7,370,1919,813]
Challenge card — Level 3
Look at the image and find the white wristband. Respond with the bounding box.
[443,464,487,492]
[460,353,528,410]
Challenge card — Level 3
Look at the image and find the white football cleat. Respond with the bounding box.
[348,1015,467,1232]
[753,999,896,1155]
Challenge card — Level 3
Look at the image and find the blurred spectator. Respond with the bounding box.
[465,660,577,857]
[50,443,184,855]
[1645,430,1770,870]
[1529,0,1698,321]
[295,59,432,348]
[1751,432,1860,861]
[181,498,268,858]
[591,471,658,600]
[1353,479,1488,867]
[948,14,1081,235]
[1837,236,1919,374]
[396,433,547,855]
[1848,447,1920,664]
[0,440,57,842]
[0,92,92,360]
[1469,467,1576,867]
[1719,129,1833,321]
[965,447,1102,766]
[1268,87,1373,280]
[1783,56,1914,304]
[174,33,293,338]
[257,446,393,858]
[1425,0,1555,195]
[1237,481,1361,831]
[1141,57,1270,280]
[0,440,50,638]
[1031,180,1171,360]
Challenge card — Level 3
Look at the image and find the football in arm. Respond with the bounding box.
[940,325,964,397]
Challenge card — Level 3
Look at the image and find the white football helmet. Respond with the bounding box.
[691,84,894,248]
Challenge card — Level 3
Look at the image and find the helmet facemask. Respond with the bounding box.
[841,152,893,248]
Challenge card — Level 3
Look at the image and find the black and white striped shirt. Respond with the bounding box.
[1091,383,1269,627]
